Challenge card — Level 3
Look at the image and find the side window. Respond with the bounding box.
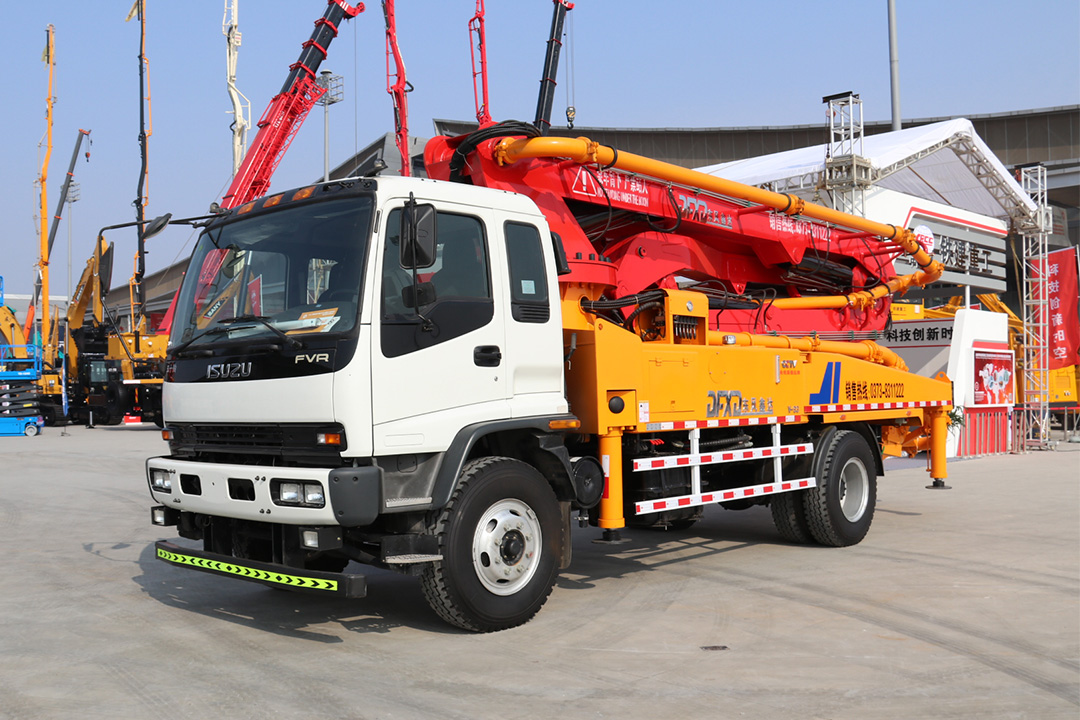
[381,208,494,358]
[504,222,550,323]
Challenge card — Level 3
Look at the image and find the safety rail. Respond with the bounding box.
[0,345,43,381]
[632,423,816,515]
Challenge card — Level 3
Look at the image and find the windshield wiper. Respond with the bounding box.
[170,325,235,357]
[220,315,304,349]
[170,316,303,357]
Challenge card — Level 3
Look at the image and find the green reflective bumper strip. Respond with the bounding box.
[157,546,338,592]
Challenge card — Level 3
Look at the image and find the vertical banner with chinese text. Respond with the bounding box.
[1042,247,1080,370]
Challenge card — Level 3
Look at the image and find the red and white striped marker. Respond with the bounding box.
[805,400,948,413]
[635,477,816,515]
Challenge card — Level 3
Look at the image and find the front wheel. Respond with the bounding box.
[803,430,877,547]
[420,456,563,632]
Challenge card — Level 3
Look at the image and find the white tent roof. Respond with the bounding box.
[696,118,1037,227]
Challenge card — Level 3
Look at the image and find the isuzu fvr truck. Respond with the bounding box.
[147,122,953,631]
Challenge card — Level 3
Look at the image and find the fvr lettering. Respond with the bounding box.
[295,353,331,364]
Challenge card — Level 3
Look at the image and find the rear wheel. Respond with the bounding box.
[770,490,811,543]
[766,455,812,543]
[803,430,877,547]
[420,456,562,632]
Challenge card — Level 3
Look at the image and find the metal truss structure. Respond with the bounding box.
[1019,164,1052,450]
[823,93,871,218]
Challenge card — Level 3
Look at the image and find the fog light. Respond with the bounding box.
[150,468,172,493]
[280,482,300,503]
[304,483,325,506]
[151,505,178,526]
[298,526,343,551]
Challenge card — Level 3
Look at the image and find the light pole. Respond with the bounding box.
[888,0,902,132]
[316,70,344,182]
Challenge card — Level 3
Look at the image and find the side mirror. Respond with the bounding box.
[142,213,173,241]
[400,200,437,269]
[551,232,571,276]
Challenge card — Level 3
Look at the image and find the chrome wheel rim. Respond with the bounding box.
[839,457,870,522]
[471,499,542,596]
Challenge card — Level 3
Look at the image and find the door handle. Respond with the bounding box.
[474,345,502,367]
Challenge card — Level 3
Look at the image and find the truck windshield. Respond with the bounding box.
[170,196,373,351]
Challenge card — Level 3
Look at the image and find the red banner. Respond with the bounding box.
[1045,247,1080,370]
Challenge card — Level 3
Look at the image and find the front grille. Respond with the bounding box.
[168,422,346,467]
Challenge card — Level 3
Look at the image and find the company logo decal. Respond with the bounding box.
[206,362,252,380]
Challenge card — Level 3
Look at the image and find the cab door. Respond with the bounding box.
[370,201,508,453]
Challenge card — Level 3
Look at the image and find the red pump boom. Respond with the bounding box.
[221,0,363,209]
[164,1,363,337]
[469,0,491,126]
[383,0,411,177]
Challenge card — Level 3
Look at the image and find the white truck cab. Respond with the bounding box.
[150,176,594,632]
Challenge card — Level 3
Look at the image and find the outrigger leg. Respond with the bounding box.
[594,430,630,544]
[926,408,952,490]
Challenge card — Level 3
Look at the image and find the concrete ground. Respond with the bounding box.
[0,424,1076,720]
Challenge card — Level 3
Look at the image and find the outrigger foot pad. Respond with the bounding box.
[926,479,952,490]
[592,529,631,545]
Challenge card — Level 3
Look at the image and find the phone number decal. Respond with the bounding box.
[844,381,905,402]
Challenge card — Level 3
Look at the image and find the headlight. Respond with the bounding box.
[304,483,325,506]
[279,482,301,504]
[272,480,325,508]
[149,468,173,493]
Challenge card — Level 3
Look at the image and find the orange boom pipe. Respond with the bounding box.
[494,135,944,308]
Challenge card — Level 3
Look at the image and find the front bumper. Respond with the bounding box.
[146,456,381,526]
[155,541,367,598]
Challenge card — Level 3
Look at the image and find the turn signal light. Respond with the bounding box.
[548,418,581,430]
[316,432,342,446]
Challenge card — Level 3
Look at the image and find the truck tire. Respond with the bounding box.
[803,430,876,547]
[764,454,812,544]
[420,456,562,632]
[770,490,811,544]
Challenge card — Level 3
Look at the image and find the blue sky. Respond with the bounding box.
[2,0,1077,296]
